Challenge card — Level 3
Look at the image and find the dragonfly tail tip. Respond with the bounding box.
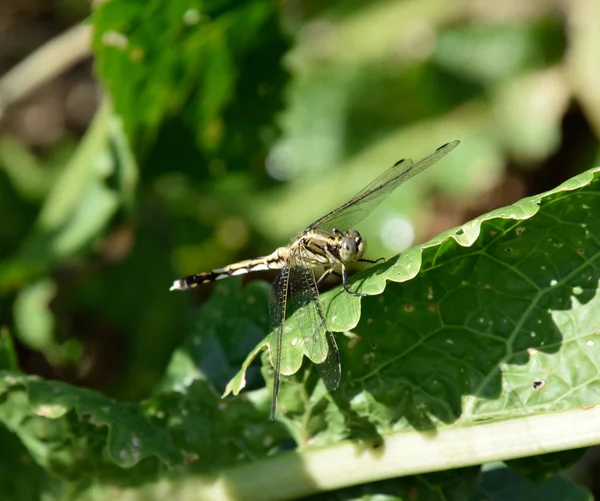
[169,280,186,291]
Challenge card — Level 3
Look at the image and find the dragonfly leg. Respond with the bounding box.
[316,266,336,288]
[342,264,368,297]
[358,257,385,264]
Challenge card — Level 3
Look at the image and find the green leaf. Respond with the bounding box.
[306,467,482,501]
[491,70,569,162]
[435,19,565,84]
[473,462,592,501]
[304,463,590,501]
[0,425,57,501]
[12,278,56,351]
[0,328,18,371]
[33,101,114,240]
[0,101,137,290]
[505,449,587,484]
[0,136,58,202]
[145,378,288,473]
[160,278,270,394]
[92,0,289,154]
[227,165,600,429]
[0,372,184,477]
[302,464,591,501]
[108,113,139,214]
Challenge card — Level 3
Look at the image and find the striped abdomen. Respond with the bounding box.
[170,247,288,291]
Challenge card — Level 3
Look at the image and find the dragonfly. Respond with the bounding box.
[170,140,460,419]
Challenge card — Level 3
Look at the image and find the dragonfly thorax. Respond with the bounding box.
[337,228,366,262]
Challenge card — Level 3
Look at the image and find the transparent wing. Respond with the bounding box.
[308,140,459,232]
[267,246,341,420]
[287,245,341,391]
[268,259,290,420]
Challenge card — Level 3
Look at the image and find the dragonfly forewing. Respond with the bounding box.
[308,140,459,233]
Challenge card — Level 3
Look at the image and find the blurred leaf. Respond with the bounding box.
[473,462,592,501]
[0,164,38,260]
[492,68,570,162]
[35,101,113,235]
[0,101,138,290]
[505,449,587,484]
[435,18,565,84]
[93,0,289,156]
[0,425,58,501]
[288,0,463,70]
[12,278,56,352]
[0,328,18,371]
[304,464,592,501]
[307,467,481,501]
[109,113,139,213]
[161,279,270,395]
[0,372,184,477]
[0,137,59,201]
[67,204,189,399]
[566,0,600,138]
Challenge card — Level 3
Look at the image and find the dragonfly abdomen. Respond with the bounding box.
[170,249,287,291]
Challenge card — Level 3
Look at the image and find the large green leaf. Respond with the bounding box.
[160,279,270,395]
[0,372,184,478]
[226,165,600,432]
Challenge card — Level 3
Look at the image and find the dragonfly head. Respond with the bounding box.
[340,229,366,262]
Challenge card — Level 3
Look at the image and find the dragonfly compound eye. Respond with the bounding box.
[344,229,366,259]
[340,238,358,261]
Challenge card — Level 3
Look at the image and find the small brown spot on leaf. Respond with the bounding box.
[532,379,545,391]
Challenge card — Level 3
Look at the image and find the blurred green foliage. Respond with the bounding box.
[1,0,600,499]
